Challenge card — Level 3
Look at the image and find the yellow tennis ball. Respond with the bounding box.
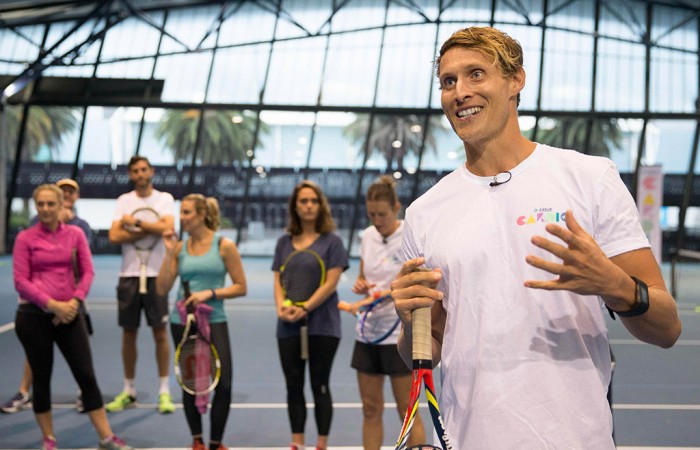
[283,299,292,307]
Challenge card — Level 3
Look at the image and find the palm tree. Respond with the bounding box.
[3,106,80,161]
[1,105,81,243]
[155,109,265,165]
[343,114,445,171]
[536,117,624,157]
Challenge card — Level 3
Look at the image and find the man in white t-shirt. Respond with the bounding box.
[390,26,681,449]
[106,156,176,414]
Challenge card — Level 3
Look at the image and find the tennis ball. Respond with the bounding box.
[283,299,292,307]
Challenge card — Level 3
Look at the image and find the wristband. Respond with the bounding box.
[210,289,217,301]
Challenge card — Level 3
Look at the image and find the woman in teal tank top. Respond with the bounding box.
[156,194,247,450]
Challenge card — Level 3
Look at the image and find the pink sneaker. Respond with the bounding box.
[41,436,57,450]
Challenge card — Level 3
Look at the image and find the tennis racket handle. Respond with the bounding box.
[412,306,432,361]
[139,265,147,294]
[300,325,309,360]
[337,301,351,312]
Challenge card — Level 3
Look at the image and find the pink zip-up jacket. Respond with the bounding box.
[13,222,94,309]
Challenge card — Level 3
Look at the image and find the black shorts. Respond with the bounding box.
[116,277,169,329]
[351,340,411,375]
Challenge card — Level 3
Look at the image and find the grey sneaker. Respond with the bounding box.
[1,391,32,413]
[98,435,132,450]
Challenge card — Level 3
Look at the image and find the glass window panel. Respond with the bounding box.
[274,0,333,39]
[441,0,493,23]
[540,30,593,110]
[218,2,277,46]
[0,25,44,72]
[599,1,646,41]
[79,106,142,165]
[330,0,386,33]
[264,37,326,105]
[160,5,221,52]
[417,115,461,172]
[387,0,439,25]
[375,24,436,108]
[650,48,697,113]
[608,118,644,173]
[545,0,594,33]
[207,44,271,103]
[96,58,156,78]
[22,106,83,163]
[321,29,382,107]
[138,109,176,165]
[535,116,629,163]
[275,0,335,39]
[644,120,694,174]
[154,52,213,102]
[652,5,697,51]
[308,112,371,169]
[3,105,23,163]
[496,24,542,112]
[43,20,101,76]
[494,0,544,25]
[100,13,163,60]
[596,38,645,111]
[255,111,315,169]
[343,114,427,173]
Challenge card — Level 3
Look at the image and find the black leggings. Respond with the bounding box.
[277,335,339,436]
[15,308,103,414]
[171,321,233,442]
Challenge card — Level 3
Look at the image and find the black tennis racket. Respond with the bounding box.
[279,249,326,360]
[395,286,452,449]
[339,294,400,344]
[174,281,221,396]
[71,248,93,335]
[129,206,160,294]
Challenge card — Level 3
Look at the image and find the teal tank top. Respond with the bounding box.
[170,234,227,324]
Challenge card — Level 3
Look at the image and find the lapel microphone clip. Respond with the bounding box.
[489,171,512,187]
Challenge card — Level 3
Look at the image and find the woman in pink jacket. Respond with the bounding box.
[13,184,131,450]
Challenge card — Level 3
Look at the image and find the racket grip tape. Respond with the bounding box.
[412,306,432,362]
[300,324,309,360]
[139,265,147,294]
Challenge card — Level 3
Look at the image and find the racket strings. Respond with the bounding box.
[281,253,323,302]
[361,300,401,344]
[132,208,160,249]
[177,337,219,393]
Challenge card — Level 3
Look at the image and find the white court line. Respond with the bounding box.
[3,447,698,450]
[48,401,700,412]
[0,321,15,334]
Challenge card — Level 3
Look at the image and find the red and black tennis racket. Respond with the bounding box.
[395,304,452,450]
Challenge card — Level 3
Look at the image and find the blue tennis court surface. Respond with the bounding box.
[1,255,699,448]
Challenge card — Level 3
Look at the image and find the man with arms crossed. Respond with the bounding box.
[106,156,176,414]
[391,26,681,449]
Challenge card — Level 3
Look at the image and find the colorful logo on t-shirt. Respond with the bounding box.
[516,208,567,226]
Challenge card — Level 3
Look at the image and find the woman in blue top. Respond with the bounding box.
[272,180,349,450]
[157,194,247,450]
